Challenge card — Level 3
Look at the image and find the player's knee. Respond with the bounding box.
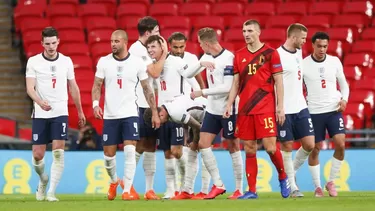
[302,137,315,152]
[171,146,182,159]
[32,151,45,161]
[280,140,293,152]
[227,139,240,153]
[103,146,117,157]
[243,141,257,154]
[164,150,174,159]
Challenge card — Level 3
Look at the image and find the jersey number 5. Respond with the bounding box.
[52,78,56,89]
[321,79,326,88]
[117,79,122,89]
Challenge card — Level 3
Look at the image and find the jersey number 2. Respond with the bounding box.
[321,79,326,88]
[52,78,56,89]
[117,79,122,89]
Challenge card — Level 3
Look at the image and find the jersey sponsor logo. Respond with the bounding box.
[280,130,286,137]
[183,64,188,70]
[33,134,38,141]
[224,65,234,76]
[103,134,108,142]
[242,58,246,62]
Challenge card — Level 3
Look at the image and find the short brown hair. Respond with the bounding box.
[168,32,187,43]
[197,27,217,43]
[42,27,58,40]
[145,35,163,46]
[243,19,261,29]
[143,107,162,127]
[287,23,308,37]
[137,16,159,36]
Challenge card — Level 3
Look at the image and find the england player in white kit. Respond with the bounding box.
[26,27,86,201]
[302,32,349,197]
[174,28,243,200]
[146,35,201,199]
[92,30,160,201]
[276,24,315,197]
[128,16,165,200]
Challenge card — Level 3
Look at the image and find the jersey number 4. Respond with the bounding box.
[117,79,122,89]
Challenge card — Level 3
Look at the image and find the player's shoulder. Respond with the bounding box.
[183,51,198,60]
[303,54,313,62]
[223,49,234,58]
[326,54,341,63]
[57,52,73,63]
[129,41,145,53]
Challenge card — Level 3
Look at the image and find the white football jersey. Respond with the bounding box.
[163,95,206,124]
[277,46,307,114]
[129,40,154,108]
[182,51,200,92]
[95,53,148,119]
[200,49,235,115]
[303,54,350,114]
[26,53,74,118]
[157,55,191,104]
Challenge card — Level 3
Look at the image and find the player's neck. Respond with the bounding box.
[210,44,223,57]
[138,36,147,47]
[312,53,326,62]
[282,41,297,53]
[113,51,129,61]
[247,40,263,53]
[42,51,58,60]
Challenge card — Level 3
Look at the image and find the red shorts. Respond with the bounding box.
[235,113,277,140]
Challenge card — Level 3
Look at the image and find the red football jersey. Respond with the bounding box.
[233,44,283,115]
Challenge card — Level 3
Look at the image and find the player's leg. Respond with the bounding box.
[31,118,49,201]
[222,115,243,199]
[46,116,69,201]
[308,113,327,197]
[101,119,123,200]
[121,117,140,200]
[181,136,201,199]
[325,112,346,197]
[170,130,186,195]
[260,113,289,198]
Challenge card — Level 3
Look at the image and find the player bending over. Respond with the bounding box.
[277,23,315,197]
[92,30,160,201]
[224,19,290,199]
[302,31,349,197]
[26,27,86,201]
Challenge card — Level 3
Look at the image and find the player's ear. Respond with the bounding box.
[57,38,60,45]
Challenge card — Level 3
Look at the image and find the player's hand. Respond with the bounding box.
[223,104,232,119]
[38,100,52,111]
[276,106,286,126]
[200,61,215,71]
[78,111,86,128]
[190,90,203,100]
[152,114,161,129]
[93,106,103,119]
[337,100,347,112]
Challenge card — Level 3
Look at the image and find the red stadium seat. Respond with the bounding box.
[78,4,108,27]
[154,0,184,3]
[353,78,375,91]
[265,15,297,29]
[349,90,374,127]
[308,2,341,16]
[75,70,95,82]
[228,16,269,29]
[119,0,150,6]
[71,55,93,70]
[13,4,46,31]
[159,16,190,31]
[125,29,139,45]
[244,3,275,16]
[90,42,111,65]
[185,0,215,3]
[51,17,84,31]
[253,0,283,2]
[332,15,366,32]
[0,118,17,137]
[87,0,117,17]
[221,41,236,53]
[78,82,94,94]
[22,31,41,49]
[212,2,244,17]
[117,16,141,30]
[344,53,374,70]
[326,27,355,44]
[149,3,179,18]
[300,15,331,29]
[59,30,85,44]
[361,28,375,40]
[49,0,79,6]
[217,0,247,3]
[88,29,112,45]
[20,18,50,34]
[179,3,211,17]
[277,2,307,18]
[17,0,47,7]
[185,42,200,56]
[344,66,362,82]
[116,3,147,19]
[25,43,43,58]
[46,4,77,22]
[344,103,365,129]
[192,16,225,32]
[223,28,244,50]
[86,17,117,32]
[342,1,373,19]
[351,41,375,54]
[18,128,32,141]
[59,43,90,57]
[260,28,285,48]
[326,40,346,59]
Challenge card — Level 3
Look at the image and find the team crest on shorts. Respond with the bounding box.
[33,134,38,141]
[103,134,108,142]
[280,130,286,137]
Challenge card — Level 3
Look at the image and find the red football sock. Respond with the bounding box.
[269,148,287,180]
[245,153,258,193]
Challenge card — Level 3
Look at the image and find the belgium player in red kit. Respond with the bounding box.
[224,20,291,199]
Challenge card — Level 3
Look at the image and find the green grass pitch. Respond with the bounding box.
[1,192,375,211]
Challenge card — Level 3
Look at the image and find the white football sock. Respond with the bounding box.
[104,155,118,184]
[164,158,176,194]
[293,146,310,173]
[135,151,142,165]
[123,145,136,193]
[183,149,198,194]
[230,151,243,192]
[47,149,64,195]
[281,151,298,191]
[32,156,47,180]
[143,152,156,192]
[329,157,343,182]
[201,156,211,194]
[200,148,224,188]
[176,155,186,190]
[309,164,321,188]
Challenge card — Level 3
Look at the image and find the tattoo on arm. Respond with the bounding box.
[92,77,104,101]
[141,79,157,111]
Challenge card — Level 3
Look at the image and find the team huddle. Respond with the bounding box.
[25,16,349,201]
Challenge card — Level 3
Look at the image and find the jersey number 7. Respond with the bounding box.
[52,78,56,89]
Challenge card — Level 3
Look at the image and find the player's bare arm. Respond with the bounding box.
[147,37,168,79]
[195,73,206,89]
[68,79,86,127]
[141,78,161,129]
[26,77,51,111]
[185,116,201,143]
[273,73,286,125]
[224,73,239,118]
[92,76,104,119]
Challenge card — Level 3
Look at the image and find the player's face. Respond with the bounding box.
[147,40,162,60]
[111,34,127,55]
[313,39,329,60]
[169,39,186,58]
[159,109,168,123]
[243,24,260,45]
[42,36,59,57]
[198,37,210,54]
[293,31,307,49]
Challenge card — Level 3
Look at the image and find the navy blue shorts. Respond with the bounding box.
[157,121,184,150]
[201,112,236,139]
[188,128,221,144]
[31,116,68,145]
[102,117,139,146]
[138,107,158,138]
[278,108,315,142]
[310,111,345,143]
